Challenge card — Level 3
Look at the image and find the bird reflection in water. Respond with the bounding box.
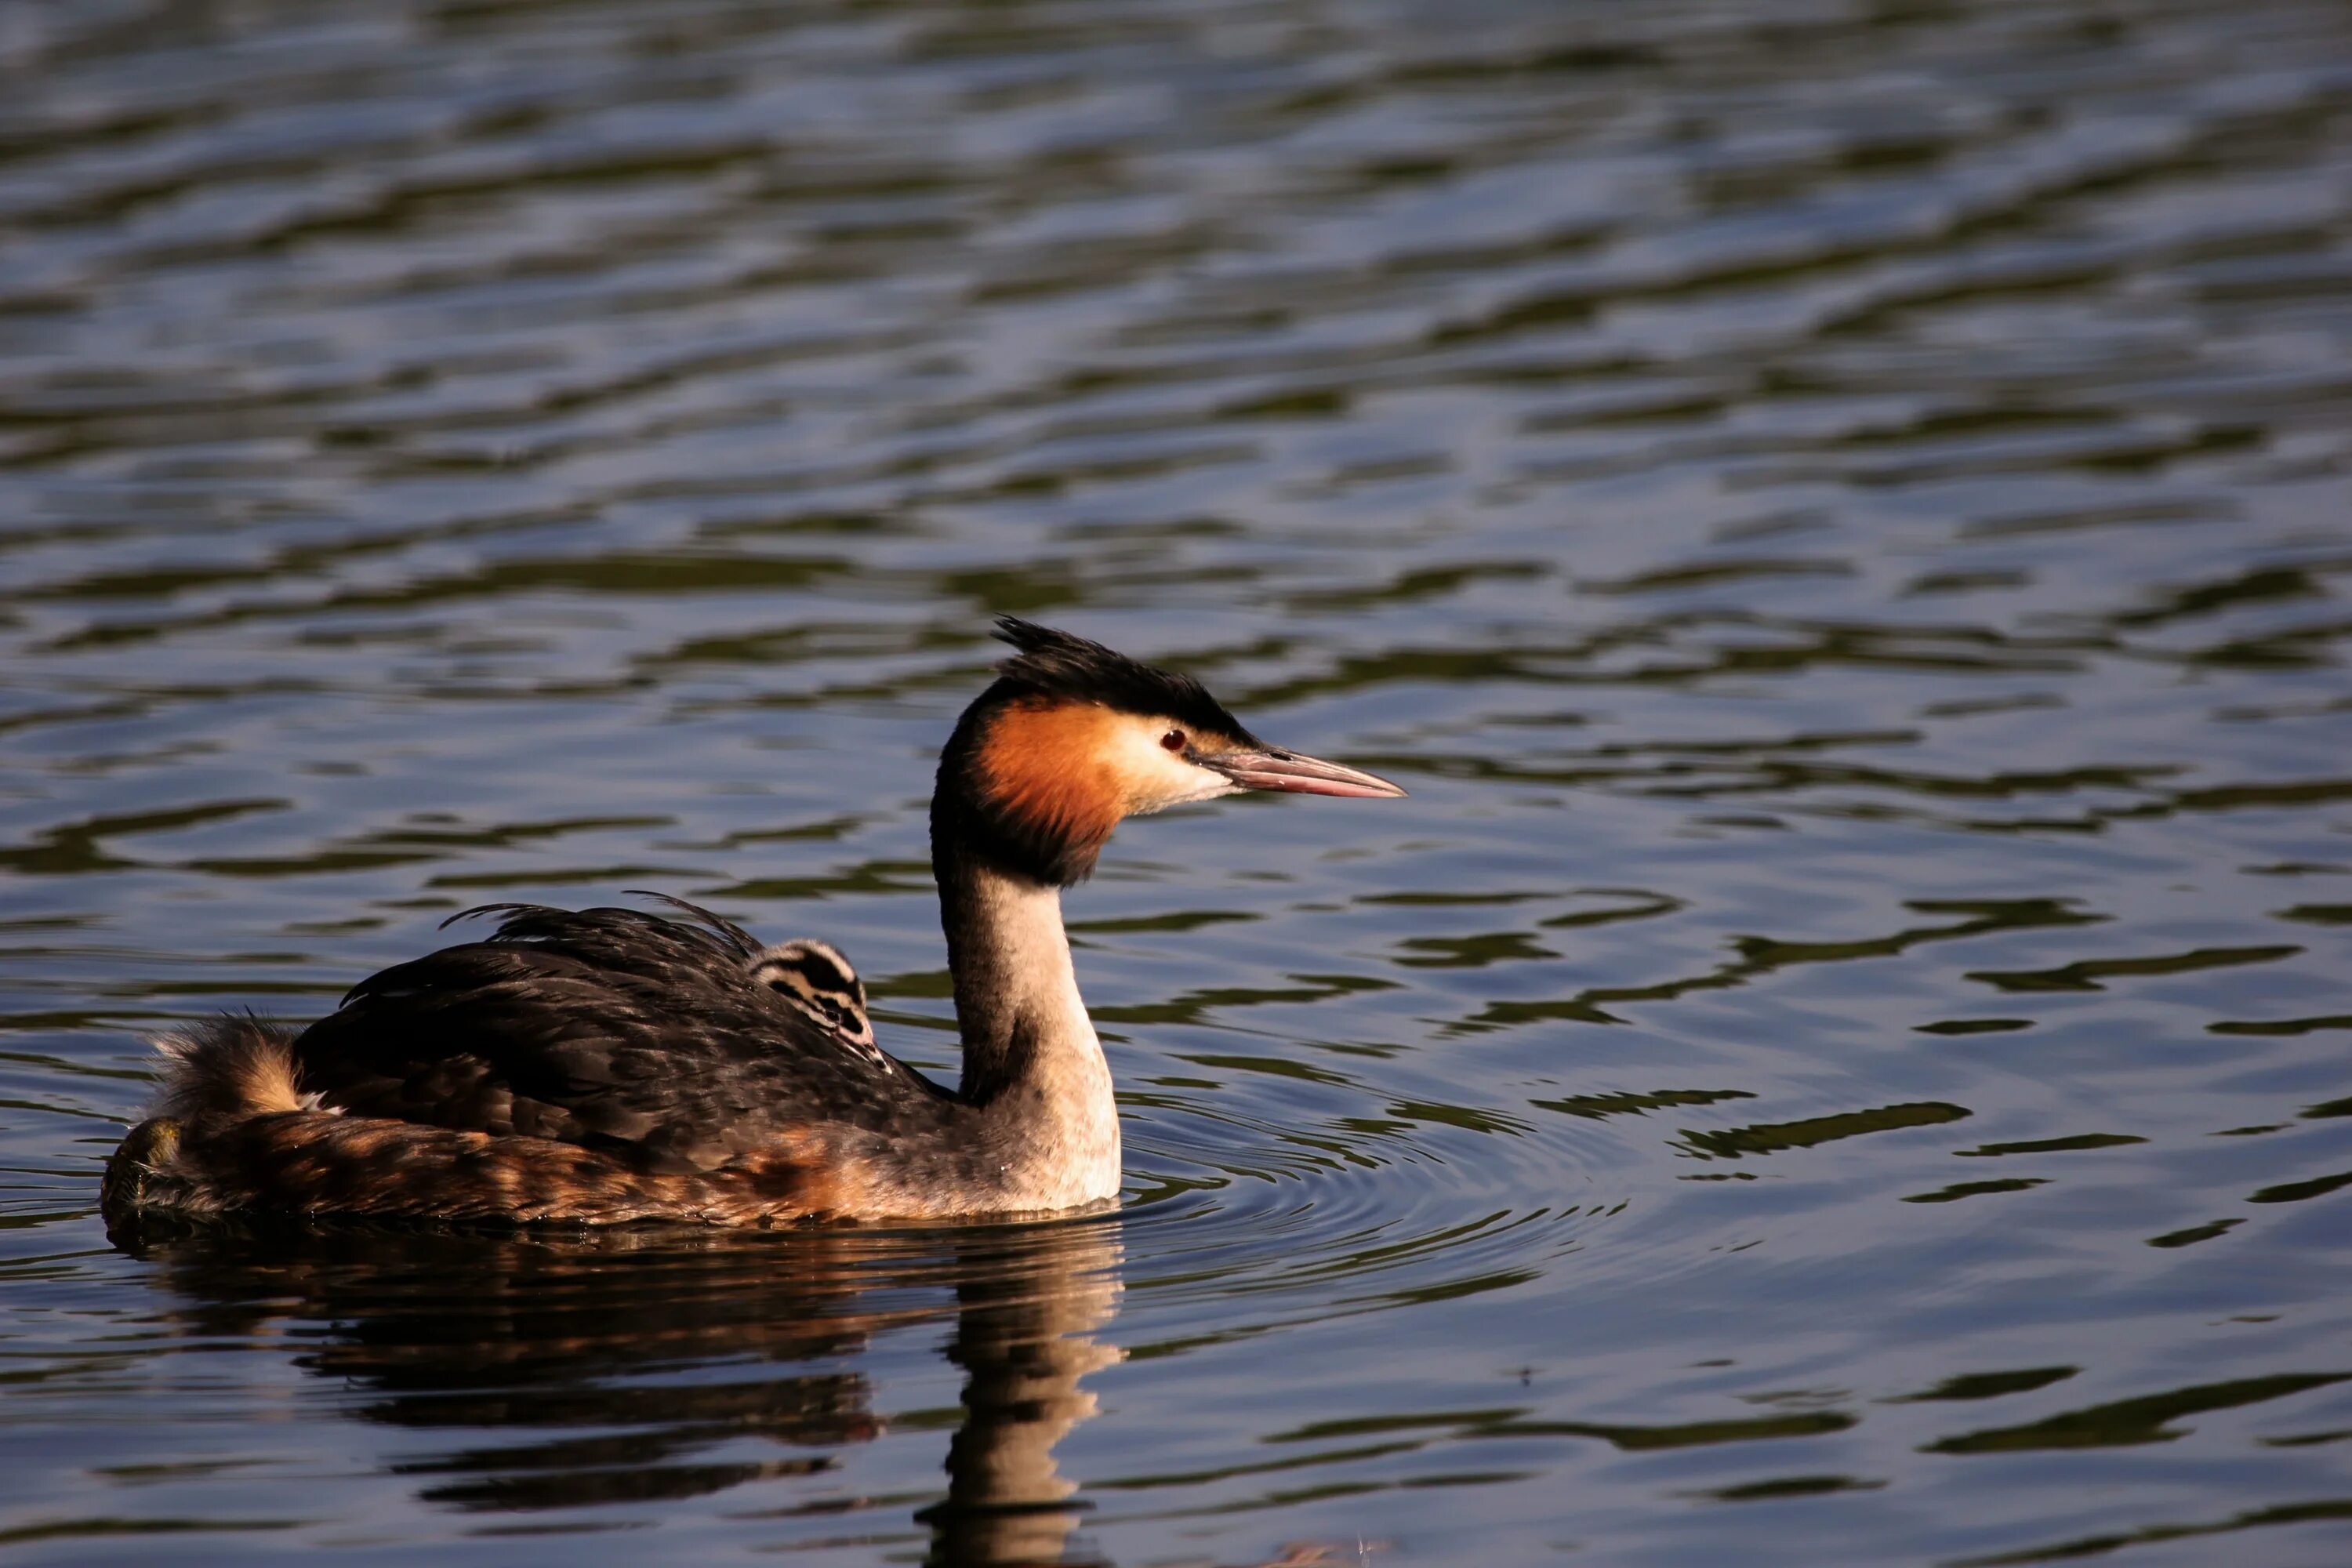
[108,1214,1123,1566]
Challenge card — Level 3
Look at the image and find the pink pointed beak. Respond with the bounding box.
[1208,747,1407,799]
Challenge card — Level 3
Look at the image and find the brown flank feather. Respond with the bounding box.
[109,1016,863,1225]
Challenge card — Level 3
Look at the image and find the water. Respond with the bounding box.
[5,0,2352,1561]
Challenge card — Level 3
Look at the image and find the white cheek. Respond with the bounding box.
[1116,727,1235,812]
[1163,760,1239,808]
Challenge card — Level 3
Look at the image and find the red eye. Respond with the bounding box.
[1160,729,1186,752]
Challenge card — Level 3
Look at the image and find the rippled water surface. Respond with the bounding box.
[6,1,2352,1562]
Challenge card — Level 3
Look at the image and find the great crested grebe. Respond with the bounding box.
[103,619,1405,1227]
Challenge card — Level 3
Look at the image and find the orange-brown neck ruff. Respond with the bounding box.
[974,701,1126,876]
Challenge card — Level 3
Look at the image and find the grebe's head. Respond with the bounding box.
[934,617,1406,887]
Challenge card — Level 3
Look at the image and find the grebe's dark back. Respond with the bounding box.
[103,619,1405,1226]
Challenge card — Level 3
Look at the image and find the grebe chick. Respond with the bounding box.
[103,619,1406,1227]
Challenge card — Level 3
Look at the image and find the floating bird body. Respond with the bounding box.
[103,620,1405,1226]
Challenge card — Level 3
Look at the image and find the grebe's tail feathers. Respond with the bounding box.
[151,1014,309,1120]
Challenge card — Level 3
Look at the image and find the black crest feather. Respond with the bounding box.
[989,617,1256,742]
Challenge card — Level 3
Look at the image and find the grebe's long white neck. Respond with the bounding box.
[937,848,1120,1210]
[916,619,1407,1214]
